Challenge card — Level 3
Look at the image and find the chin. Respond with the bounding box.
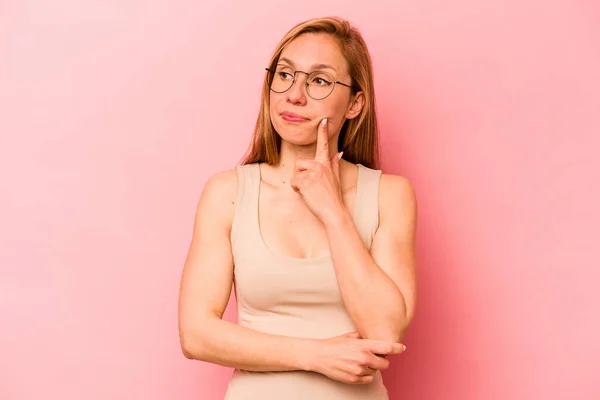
[279,133,315,146]
[274,125,315,145]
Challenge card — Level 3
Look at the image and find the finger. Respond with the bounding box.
[341,371,374,385]
[350,374,374,385]
[363,340,406,356]
[314,118,330,163]
[365,353,390,371]
[337,331,361,340]
[330,151,342,182]
[359,366,379,377]
[289,174,302,193]
[294,158,313,172]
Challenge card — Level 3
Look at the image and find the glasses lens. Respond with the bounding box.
[270,65,294,93]
[307,71,335,100]
[268,66,336,100]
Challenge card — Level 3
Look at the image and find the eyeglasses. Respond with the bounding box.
[265,65,358,100]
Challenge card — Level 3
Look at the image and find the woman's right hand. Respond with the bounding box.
[304,331,407,385]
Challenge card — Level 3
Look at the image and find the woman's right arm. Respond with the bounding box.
[177,169,405,379]
[178,169,312,371]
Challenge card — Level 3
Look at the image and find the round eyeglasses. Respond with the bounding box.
[265,65,358,100]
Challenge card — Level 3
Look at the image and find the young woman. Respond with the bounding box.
[178,16,418,399]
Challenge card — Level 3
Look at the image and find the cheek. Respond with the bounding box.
[325,100,349,124]
[268,97,278,120]
[269,93,284,116]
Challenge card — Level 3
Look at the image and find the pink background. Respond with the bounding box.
[1,1,599,399]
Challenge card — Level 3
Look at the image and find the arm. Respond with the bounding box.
[323,174,418,343]
[177,169,316,372]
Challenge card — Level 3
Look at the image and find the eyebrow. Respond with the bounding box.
[278,57,338,72]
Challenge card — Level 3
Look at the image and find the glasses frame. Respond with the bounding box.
[265,67,359,100]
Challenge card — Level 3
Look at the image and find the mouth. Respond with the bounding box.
[281,111,309,123]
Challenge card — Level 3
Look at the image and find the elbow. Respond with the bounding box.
[391,319,413,343]
[365,299,413,343]
[385,306,414,343]
[359,328,403,344]
[179,329,206,360]
[180,341,196,360]
[179,313,219,360]
[377,330,405,344]
[179,335,197,360]
[361,321,410,344]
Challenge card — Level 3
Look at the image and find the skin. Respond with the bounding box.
[178,33,417,385]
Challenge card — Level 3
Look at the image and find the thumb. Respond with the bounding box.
[343,331,361,339]
[330,151,343,180]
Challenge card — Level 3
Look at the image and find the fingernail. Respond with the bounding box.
[338,151,344,160]
[402,345,407,351]
[321,118,327,125]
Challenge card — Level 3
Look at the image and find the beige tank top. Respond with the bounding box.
[225,162,388,400]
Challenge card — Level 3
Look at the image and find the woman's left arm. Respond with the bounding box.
[323,174,418,343]
[291,119,418,343]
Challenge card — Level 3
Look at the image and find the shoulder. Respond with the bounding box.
[379,173,416,203]
[201,167,239,201]
[195,166,241,230]
[378,173,417,224]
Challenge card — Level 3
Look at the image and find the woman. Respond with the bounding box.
[178,16,418,399]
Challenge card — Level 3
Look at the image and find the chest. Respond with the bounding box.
[258,184,357,260]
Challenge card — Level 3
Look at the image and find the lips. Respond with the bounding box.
[281,111,309,122]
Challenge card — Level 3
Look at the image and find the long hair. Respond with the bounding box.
[240,16,380,170]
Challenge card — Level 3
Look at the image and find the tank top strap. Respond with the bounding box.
[352,164,383,250]
[230,163,261,253]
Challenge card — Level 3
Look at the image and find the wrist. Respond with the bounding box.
[295,338,322,372]
[323,206,352,230]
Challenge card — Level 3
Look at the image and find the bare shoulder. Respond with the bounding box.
[196,167,239,230]
[202,167,238,198]
[378,173,417,223]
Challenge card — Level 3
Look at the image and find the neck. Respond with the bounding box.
[264,138,339,188]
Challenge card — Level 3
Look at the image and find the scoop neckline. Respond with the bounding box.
[254,162,364,264]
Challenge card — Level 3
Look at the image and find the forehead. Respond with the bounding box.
[279,33,348,74]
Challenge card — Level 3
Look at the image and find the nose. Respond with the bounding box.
[285,71,309,104]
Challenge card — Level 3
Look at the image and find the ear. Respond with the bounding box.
[344,91,365,120]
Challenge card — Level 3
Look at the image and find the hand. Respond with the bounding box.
[289,118,345,224]
[304,331,406,385]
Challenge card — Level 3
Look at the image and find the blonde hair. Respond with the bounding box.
[240,16,380,169]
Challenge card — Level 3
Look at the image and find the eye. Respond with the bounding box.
[311,74,333,86]
[278,71,293,80]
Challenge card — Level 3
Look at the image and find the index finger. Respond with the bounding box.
[314,117,329,163]
[362,340,406,355]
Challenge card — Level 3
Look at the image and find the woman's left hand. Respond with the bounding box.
[290,118,346,224]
